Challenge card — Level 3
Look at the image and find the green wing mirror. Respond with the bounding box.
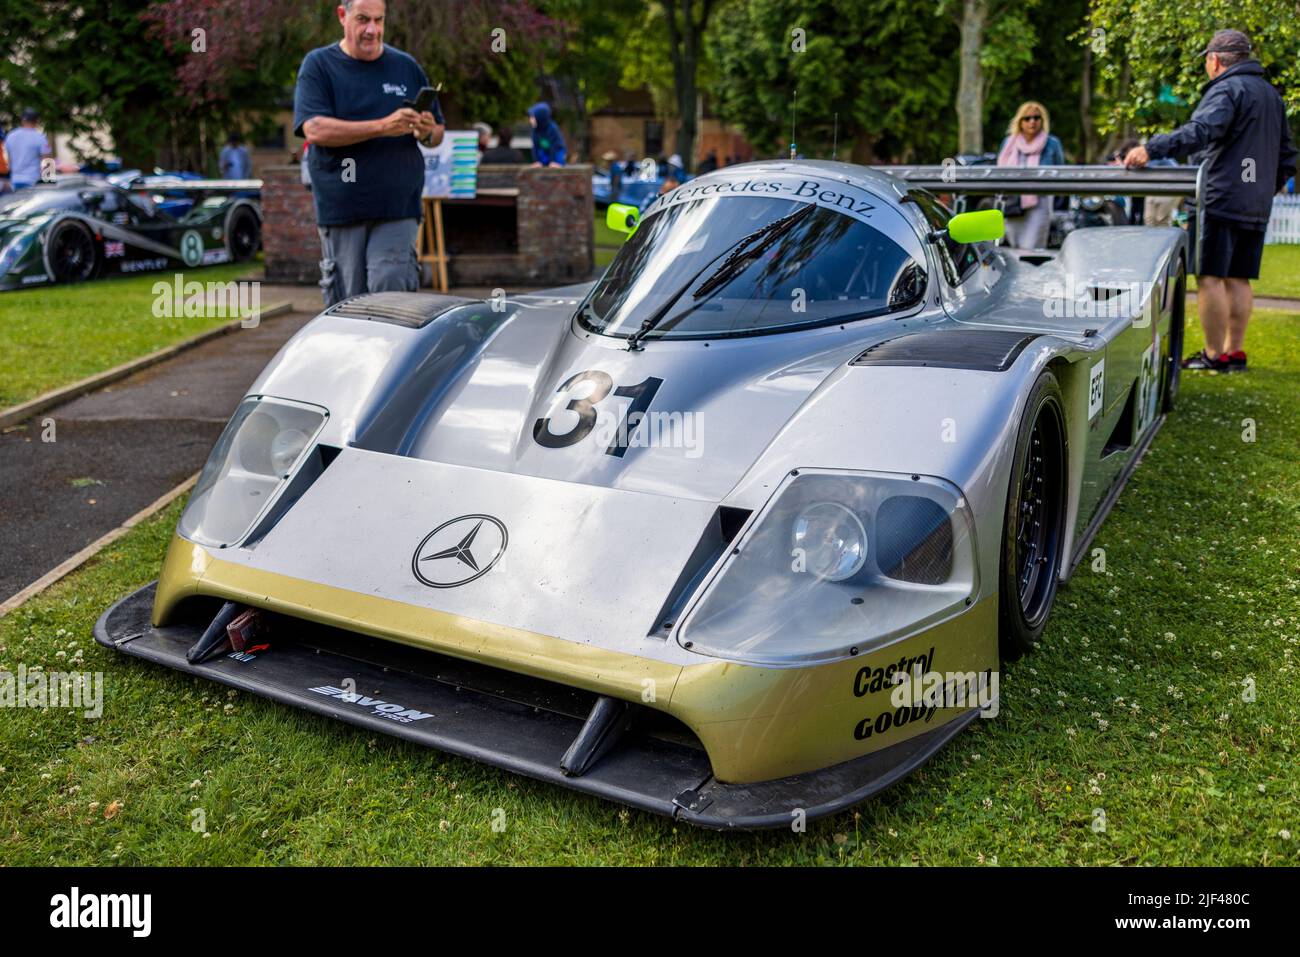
[606,202,640,235]
[946,208,1004,244]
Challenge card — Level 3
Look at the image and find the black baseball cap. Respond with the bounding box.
[1195,29,1251,58]
[20,107,39,122]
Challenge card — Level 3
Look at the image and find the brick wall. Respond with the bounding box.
[261,164,321,284]
[516,164,594,285]
[259,162,594,288]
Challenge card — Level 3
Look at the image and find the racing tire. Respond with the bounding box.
[44,218,100,284]
[998,368,1068,660]
[1162,261,1186,412]
[225,206,261,262]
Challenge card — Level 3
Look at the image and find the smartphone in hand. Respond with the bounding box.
[404,85,444,126]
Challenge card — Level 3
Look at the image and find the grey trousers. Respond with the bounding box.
[317,217,420,307]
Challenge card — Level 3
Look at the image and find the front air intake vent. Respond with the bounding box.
[325,292,478,328]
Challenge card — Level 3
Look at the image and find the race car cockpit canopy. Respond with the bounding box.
[580,166,929,342]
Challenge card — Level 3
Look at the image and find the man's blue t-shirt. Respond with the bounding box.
[6,127,51,187]
[219,144,251,179]
[293,43,428,226]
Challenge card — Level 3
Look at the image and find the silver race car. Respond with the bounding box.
[97,160,1197,829]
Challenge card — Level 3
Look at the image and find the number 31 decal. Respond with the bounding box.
[533,370,664,458]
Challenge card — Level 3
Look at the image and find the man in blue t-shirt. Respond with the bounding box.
[219,133,252,180]
[293,0,443,305]
[6,108,53,190]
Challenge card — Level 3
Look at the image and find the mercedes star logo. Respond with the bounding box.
[412,514,508,588]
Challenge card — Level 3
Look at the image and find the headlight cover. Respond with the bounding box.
[178,396,328,548]
[677,469,978,665]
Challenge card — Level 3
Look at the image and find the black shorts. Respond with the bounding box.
[1191,213,1266,279]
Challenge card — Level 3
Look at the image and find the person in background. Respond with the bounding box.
[527,102,566,167]
[996,100,1064,248]
[602,150,622,203]
[472,122,492,156]
[480,127,523,164]
[1127,29,1297,373]
[623,153,638,177]
[6,108,53,190]
[293,0,443,307]
[697,150,719,174]
[658,175,679,196]
[666,152,685,179]
[0,122,10,192]
[219,132,252,179]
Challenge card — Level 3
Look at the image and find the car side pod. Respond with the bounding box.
[96,582,985,829]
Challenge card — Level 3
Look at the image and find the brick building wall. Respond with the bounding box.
[260,164,321,284]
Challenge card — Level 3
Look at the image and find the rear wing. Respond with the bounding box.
[874,163,1203,269]
[119,176,263,193]
[873,164,1201,198]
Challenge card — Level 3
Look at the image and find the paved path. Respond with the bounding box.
[0,310,313,602]
[0,281,555,605]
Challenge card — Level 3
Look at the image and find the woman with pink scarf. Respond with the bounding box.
[996,100,1064,248]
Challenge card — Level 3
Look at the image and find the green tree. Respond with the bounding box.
[0,0,181,167]
[707,0,961,162]
[1088,0,1300,138]
[940,0,1040,154]
[661,0,718,172]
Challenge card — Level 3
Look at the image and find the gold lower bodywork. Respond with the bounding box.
[155,534,999,783]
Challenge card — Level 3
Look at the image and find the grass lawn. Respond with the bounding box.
[1,308,1298,865]
[594,209,627,268]
[0,262,260,409]
[1189,243,1300,300]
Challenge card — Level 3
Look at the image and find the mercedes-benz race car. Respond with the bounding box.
[0,177,261,291]
[97,160,1197,829]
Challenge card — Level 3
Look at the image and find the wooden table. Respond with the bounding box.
[419,188,520,292]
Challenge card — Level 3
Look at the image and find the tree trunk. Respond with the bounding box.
[957,0,986,154]
[662,0,713,173]
[1080,41,1093,162]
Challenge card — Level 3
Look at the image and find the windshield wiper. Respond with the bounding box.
[624,203,816,350]
[691,203,815,300]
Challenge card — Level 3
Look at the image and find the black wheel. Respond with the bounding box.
[44,218,100,283]
[225,206,260,262]
[999,369,1068,659]
[1162,261,1186,412]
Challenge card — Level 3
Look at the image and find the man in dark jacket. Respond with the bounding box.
[1126,29,1298,372]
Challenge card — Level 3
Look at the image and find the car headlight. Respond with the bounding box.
[791,502,867,581]
[178,396,328,548]
[677,469,978,665]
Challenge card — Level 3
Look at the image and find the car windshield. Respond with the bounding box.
[0,191,83,217]
[580,195,926,340]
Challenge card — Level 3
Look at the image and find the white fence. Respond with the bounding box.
[1266,195,1300,244]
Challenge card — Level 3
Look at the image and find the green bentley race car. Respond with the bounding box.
[0,177,260,291]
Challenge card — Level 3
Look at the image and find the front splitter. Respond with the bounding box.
[95,582,977,830]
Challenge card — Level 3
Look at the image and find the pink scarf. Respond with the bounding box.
[998,131,1048,209]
